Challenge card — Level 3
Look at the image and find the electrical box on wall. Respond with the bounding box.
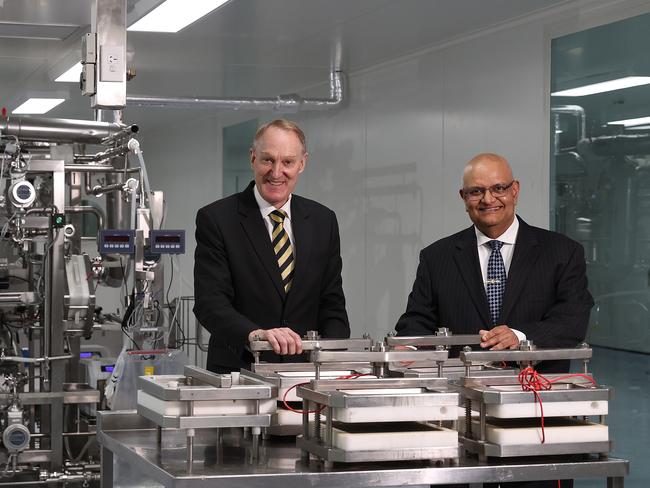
[81,33,96,64]
[90,0,126,109]
[100,46,124,83]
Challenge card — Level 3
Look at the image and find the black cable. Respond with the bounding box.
[121,328,141,351]
[165,256,185,348]
[120,291,140,350]
[154,300,161,329]
[119,257,129,299]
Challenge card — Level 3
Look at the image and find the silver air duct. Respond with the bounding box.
[127,70,345,112]
[0,116,137,144]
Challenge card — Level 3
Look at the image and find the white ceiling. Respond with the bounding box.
[0,0,569,126]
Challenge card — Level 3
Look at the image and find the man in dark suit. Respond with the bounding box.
[396,153,592,488]
[194,119,350,373]
[396,152,593,369]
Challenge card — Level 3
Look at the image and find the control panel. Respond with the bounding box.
[149,230,185,254]
[98,229,135,254]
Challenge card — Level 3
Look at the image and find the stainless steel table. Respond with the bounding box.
[97,411,628,488]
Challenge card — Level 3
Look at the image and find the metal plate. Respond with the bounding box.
[297,435,460,463]
[97,415,629,488]
[137,404,272,430]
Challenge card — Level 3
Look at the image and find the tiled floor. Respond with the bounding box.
[574,347,650,488]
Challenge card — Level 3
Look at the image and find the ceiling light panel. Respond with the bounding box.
[13,98,66,114]
[552,76,650,97]
[608,116,650,127]
[128,0,229,33]
[55,62,82,83]
[551,76,650,97]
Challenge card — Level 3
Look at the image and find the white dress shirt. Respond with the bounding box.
[254,185,295,255]
[474,217,526,341]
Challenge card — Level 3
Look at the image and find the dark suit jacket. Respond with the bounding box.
[395,217,593,372]
[193,181,350,372]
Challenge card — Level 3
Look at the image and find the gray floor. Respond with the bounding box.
[574,347,649,488]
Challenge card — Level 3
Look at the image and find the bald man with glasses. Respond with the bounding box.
[395,153,593,377]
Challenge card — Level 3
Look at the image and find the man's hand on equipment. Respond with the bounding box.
[248,328,303,355]
[392,344,417,366]
[479,325,519,350]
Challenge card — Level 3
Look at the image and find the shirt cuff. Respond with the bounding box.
[511,328,527,342]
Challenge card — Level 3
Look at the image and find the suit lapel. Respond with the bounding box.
[500,218,540,321]
[285,197,311,310]
[453,227,491,325]
[238,183,285,299]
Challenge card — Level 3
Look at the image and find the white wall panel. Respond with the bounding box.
[443,22,548,232]
[139,2,639,351]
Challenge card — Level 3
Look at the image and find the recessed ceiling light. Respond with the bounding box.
[552,76,650,97]
[608,116,650,127]
[128,0,229,33]
[55,62,82,83]
[13,98,66,114]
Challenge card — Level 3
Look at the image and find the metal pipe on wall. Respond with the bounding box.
[127,70,345,111]
[65,164,140,173]
[64,206,105,230]
[586,133,650,156]
[74,144,131,163]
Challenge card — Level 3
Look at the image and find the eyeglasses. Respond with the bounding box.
[461,180,515,201]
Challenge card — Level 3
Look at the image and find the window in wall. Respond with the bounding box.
[222,119,258,197]
[550,13,650,353]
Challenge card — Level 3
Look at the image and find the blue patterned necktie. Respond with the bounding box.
[486,240,506,325]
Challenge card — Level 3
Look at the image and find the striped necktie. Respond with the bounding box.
[486,240,507,325]
[269,209,294,293]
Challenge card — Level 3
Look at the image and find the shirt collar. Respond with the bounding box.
[475,216,519,247]
[253,184,292,220]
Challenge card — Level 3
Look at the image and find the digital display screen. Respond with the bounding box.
[105,235,131,243]
[155,235,181,243]
[79,352,93,358]
[101,365,115,373]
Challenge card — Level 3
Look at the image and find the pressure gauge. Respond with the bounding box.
[9,180,36,208]
[2,423,30,453]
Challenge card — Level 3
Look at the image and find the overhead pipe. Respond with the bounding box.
[0,116,137,144]
[585,133,650,156]
[127,70,345,112]
[74,143,131,164]
[65,164,140,173]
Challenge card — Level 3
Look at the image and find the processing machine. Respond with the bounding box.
[456,341,611,460]
[295,345,460,467]
[0,3,187,483]
[242,332,373,436]
[137,365,276,472]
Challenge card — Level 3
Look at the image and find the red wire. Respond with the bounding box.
[517,366,597,444]
[281,373,372,414]
[548,373,596,387]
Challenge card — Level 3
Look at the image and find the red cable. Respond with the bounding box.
[281,372,372,414]
[282,381,325,414]
[517,366,597,444]
[548,373,596,387]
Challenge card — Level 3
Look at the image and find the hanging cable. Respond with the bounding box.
[517,366,597,444]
